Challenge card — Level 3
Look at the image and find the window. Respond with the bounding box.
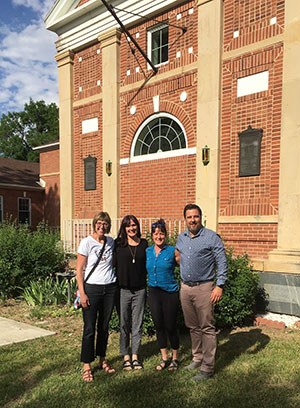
[18,198,31,225]
[148,23,169,66]
[0,196,3,223]
[132,113,187,161]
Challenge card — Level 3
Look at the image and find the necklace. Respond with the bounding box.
[128,245,137,263]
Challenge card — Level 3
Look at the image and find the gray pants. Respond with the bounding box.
[120,288,146,356]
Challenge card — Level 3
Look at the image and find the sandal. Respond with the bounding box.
[132,359,143,370]
[100,361,115,373]
[168,359,179,371]
[82,368,94,382]
[123,359,132,371]
[156,359,169,371]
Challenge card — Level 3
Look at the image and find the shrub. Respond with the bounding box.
[214,248,267,328]
[0,220,65,297]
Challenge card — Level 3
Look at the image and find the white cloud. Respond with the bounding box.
[0,1,58,115]
[12,0,54,16]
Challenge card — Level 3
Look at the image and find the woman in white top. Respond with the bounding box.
[76,211,117,382]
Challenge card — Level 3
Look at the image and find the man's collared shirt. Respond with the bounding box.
[176,227,227,287]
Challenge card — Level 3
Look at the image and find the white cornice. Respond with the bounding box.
[45,0,184,53]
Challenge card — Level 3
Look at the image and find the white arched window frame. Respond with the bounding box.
[128,113,196,164]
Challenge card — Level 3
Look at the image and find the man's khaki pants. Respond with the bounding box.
[180,281,216,373]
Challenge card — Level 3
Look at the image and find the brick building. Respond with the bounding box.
[45,0,300,314]
[33,140,60,227]
[0,158,44,228]
[0,142,60,229]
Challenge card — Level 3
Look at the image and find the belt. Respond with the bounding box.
[183,280,213,287]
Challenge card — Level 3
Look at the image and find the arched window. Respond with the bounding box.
[131,113,187,161]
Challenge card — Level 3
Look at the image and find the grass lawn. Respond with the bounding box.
[0,300,300,408]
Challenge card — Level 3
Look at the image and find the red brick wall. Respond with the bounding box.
[40,149,59,175]
[219,0,285,259]
[74,101,103,219]
[0,188,44,228]
[219,223,278,258]
[224,0,285,52]
[120,1,197,86]
[74,44,102,101]
[40,149,60,227]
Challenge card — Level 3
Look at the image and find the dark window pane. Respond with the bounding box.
[161,45,168,63]
[149,139,160,154]
[162,27,168,46]
[179,133,186,148]
[141,144,149,155]
[152,30,160,49]
[172,138,180,150]
[134,140,142,156]
[144,134,153,146]
[19,212,29,224]
[160,125,171,137]
[161,137,171,151]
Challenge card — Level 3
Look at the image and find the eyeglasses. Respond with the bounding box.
[152,221,165,229]
[95,221,109,227]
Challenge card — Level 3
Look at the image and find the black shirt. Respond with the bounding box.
[114,238,148,289]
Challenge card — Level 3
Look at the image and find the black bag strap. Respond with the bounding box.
[84,236,107,284]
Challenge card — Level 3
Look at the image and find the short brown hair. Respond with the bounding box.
[183,204,202,218]
[92,211,111,233]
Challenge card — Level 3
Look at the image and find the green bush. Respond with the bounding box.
[214,248,267,328]
[0,220,65,297]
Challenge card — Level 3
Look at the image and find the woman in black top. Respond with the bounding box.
[114,215,148,370]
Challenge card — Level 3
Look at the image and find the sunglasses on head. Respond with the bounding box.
[152,221,165,228]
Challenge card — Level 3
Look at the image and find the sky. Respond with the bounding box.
[0,0,59,117]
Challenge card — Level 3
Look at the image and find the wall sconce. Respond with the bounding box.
[106,160,112,176]
[202,145,210,166]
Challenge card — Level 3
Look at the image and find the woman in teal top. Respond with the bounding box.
[146,219,180,370]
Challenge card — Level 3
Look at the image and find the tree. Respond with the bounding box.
[0,99,59,162]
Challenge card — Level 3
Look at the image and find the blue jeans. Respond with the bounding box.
[81,282,117,363]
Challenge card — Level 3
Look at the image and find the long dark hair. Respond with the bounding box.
[116,215,141,247]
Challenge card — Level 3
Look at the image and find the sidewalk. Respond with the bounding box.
[0,317,56,347]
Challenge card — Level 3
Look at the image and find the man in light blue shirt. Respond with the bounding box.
[176,204,227,380]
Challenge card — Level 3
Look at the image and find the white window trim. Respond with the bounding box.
[18,197,31,226]
[0,195,3,223]
[147,22,169,68]
[129,112,194,163]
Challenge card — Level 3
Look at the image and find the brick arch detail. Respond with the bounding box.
[123,101,196,158]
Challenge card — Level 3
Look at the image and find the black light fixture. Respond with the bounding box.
[106,160,112,176]
[202,145,210,166]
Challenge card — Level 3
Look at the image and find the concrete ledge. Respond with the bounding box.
[0,317,56,347]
